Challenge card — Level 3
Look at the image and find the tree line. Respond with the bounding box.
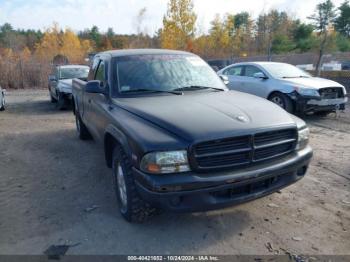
[0,0,350,88]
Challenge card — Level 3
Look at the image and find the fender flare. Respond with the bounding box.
[104,125,132,168]
[267,89,297,100]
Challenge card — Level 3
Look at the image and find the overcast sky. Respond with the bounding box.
[0,0,345,34]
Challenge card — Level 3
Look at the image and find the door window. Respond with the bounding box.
[244,65,264,77]
[95,61,105,83]
[223,66,243,76]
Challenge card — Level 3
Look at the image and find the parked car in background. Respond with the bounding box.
[341,61,350,70]
[0,86,5,111]
[207,59,233,71]
[72,49,312,222]
[218,62,348,115]
[48,65,89,110]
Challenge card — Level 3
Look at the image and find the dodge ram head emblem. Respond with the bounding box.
[236,115,248,123]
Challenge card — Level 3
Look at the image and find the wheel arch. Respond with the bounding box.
[268,90,285,100]
[104,125,132,168]
[267,90,296,113]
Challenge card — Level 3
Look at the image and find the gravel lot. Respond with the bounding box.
[0,89,349,255]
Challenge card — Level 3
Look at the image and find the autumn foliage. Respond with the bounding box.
[160,0,197,51]
[1,0,350,89]
[35,24,92,63]
[0,23,93,89]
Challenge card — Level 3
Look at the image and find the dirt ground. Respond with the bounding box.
[0,89,349,255]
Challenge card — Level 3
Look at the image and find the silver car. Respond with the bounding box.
[49,65,90,110]
[0,86,5,111]
[218,62,348,115]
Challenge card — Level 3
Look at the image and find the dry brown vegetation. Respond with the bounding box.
[1,0,350,89]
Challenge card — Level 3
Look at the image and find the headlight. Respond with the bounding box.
[295,87,320,97]
[296,127,309,150]
[140,150,190,174]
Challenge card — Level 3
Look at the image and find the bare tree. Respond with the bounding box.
[135,7,147,35]
[131,7,149,48]
[308,0,337,76]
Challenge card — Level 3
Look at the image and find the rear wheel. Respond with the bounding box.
[112,146,156,223]
[269,92,294,113]
[75,112,92,140]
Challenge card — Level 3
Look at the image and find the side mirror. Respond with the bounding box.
[253,72,268,79]
[49,75,57,82]
[85,80,104,94]
[219,75,230,85]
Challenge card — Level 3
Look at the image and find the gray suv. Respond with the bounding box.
[218,62,348,115]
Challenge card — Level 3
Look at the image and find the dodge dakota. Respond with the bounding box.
[72,49,313,223]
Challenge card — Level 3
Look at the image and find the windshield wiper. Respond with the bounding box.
[121,88,183,95]
[174,85,225,92]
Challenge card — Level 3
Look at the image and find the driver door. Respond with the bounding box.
[85,59,109,142]
[238,65,270,98]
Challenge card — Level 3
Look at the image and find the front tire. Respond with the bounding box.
[56,92,66,110]
[269,92,294,113]
[50,90,57,103]
[0,94,5,111]
[112,146,156,223]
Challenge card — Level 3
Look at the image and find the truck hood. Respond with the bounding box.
[114,91,297,142]
[281,77,344,90]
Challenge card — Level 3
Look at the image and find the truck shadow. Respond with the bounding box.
[4,99,73,116]
[0,127,251,254]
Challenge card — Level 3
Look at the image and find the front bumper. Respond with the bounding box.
[133,146,313,212]
[293,93,348,113]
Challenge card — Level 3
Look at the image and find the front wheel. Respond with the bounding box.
[56,92,67,110]
[269,92,294,113]
[112,146,157,223]
[49,89,57,103]
[0,94,5,111]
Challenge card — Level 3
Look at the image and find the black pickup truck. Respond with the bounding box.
[72,49,313,223]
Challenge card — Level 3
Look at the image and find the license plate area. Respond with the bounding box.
[212,175,282,199]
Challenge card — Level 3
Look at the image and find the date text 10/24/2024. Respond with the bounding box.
[127,256,220,261]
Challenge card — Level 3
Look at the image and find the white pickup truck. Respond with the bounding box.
[48,65,89,110]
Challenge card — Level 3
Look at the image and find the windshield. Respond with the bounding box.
[263,63,311,79]
[59,67,89,79]
[115,54,226,94]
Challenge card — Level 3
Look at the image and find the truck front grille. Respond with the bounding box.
[193,128,297,170]
[319,87,344,99]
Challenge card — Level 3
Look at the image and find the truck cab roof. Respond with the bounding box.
[98,49,193,58]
